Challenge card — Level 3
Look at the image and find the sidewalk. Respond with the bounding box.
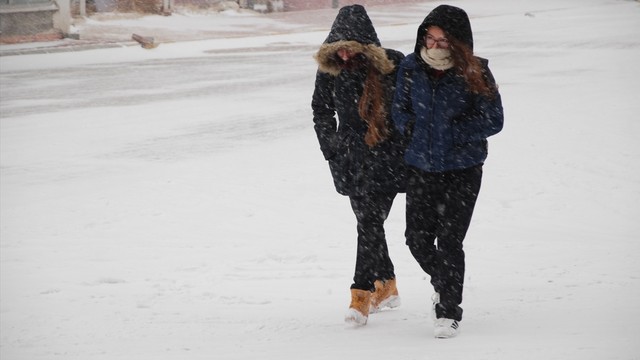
[0,2,428,57]
[0,38,134,57]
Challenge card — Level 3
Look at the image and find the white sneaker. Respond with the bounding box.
[430,292,440,320]
[434,318,459,338]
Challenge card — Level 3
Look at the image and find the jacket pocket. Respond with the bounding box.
[327,132,354,196]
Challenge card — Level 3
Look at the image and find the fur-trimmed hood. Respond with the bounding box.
[315,40,395,76]
[314,5,394,76]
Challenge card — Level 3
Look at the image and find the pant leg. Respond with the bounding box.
[435,165,483,321]
[349,192,397,291]
[405,167,445,291]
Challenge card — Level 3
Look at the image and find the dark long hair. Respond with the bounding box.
[359,65,389,147]
[448,36,498,98]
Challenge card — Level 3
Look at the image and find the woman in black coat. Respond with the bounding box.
[311,4,406,326]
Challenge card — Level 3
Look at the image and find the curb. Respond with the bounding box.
[0,40,136,57]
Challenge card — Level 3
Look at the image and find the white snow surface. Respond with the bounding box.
[1,0,640,359]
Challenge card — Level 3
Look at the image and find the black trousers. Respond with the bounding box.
[405,165,483,321]
[349,192,397,292]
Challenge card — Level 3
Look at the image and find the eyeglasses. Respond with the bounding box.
[425,34,450,48]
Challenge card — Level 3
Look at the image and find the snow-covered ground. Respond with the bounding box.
[1,0,639,359]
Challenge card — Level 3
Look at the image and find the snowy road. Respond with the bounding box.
[2,0,640,359]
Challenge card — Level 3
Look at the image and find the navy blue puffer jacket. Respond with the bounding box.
[392,5,503,173]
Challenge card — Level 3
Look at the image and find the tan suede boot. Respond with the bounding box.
[344,289,371,326]
[370,279,401,313]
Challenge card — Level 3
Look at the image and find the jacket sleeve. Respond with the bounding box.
[311,70,338,160]
[391,59,416,137]
[453,63,504,144]
[383,49,405,129]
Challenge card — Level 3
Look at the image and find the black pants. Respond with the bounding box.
[405,165,483,321]
[349,192,397,292]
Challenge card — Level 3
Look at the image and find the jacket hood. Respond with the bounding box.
[323,4,381,46]
[314,5,393,76]
[414,5,473,54]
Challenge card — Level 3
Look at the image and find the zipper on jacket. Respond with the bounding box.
[428,84,437,169]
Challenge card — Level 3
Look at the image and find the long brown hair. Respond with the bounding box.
[359,65,389,147]
[448,37,498,98]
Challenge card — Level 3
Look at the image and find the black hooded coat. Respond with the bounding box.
[311,5,406,196]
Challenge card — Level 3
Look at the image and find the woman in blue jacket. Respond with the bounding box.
[393,5,504,338]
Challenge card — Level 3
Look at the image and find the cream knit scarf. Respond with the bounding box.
[420,47,454,70]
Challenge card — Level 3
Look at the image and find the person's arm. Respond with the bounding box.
[311,71,338,160]
[453,63,504,144]
[391,60,416,138]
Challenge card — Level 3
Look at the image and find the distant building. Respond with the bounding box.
[240,0,423,12]
[0,0,423,43]
[276,0,423,12]
[0,0,71,41]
